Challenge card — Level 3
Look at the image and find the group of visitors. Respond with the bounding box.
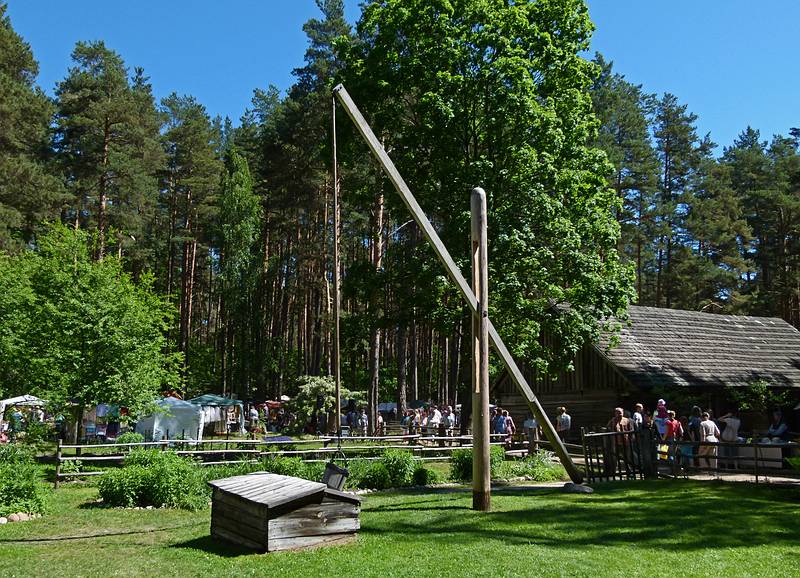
[400,405,458,435]
[606,399,794,470]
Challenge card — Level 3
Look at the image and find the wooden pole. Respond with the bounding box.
[471,187,491,511]
[332,83,583,483]
[332,96,342,435]
[54,438,62,489]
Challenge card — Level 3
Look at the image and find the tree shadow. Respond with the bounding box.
[360,481,800,551]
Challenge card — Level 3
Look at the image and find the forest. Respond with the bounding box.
[0,0,798,420]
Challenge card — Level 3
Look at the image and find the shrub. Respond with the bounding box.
[359,462,391,490]
[116,432,145,445]
[22,420,52,446]
[98,466,148,508]
[449,446,505,482]
[99,450,206,510]
[261,456,308,478]
[412,464,440,486]
[497,451,566,482]
[0,452,48,516]
[0,444,35,464]
[379,449,416,487]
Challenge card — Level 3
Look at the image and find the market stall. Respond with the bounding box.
[135,396,204,441]
[188,394,245,436]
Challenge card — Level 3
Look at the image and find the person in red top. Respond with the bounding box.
[665,410,683,441]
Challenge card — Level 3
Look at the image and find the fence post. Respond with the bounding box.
[753,439,759,484]
[54,438,62,489]
[580,428,590,483]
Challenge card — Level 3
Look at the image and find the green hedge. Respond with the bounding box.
[0,445,48,516]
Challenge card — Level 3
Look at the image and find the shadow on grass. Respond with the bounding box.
[360,480,800,551]
[171,535,256,557]
[0,522,206,543]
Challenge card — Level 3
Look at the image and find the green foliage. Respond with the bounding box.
[359,462,391,490]
[0,2,64,251]
[379,449,416,488]
[59,459,82,475]
[449,446,505,482]
[412,464,440,486]
[0,443,34,464]
[115,432,145,445]
[100,450,203,510]
[0,447,48,516]
[498,451,567,482]
[285,375,365,426]
[0,223,182,415]
[260,455,308,478]
[727,380,791,413]
[21,419,52,446]
[343,0,635,372]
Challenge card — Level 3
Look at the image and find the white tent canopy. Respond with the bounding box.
[0,395,47,419]
[135,397,204,441]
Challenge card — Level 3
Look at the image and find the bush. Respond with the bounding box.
[412,464,441,486]
[22,420,52,446]
[98,466,148,508]
[449,446,505,482]
[99,450,206,510]
[359,462,391,490]
[498,451,566,482]
[261,456,308,478]
[115,432,145,445]
[0,444,35,464]
[379,449,416,487]
[0,460,48,516]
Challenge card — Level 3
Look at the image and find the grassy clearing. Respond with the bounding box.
[0,480,798,577]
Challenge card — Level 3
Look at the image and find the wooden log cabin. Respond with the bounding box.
[492,306,800,434]
[208,472,361,552]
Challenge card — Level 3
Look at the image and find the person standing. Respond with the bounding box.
[698,412,720,471]
[523,414,540,455]
[503,410,516,449]
[555,407,571,441]
[718,409,742,468]
[607,407,633,432]
[632,403,645,431]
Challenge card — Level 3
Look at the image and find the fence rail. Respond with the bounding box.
[577,428,799,484]
[53,434,508,488]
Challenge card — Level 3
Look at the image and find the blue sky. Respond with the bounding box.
[5,1,798,153]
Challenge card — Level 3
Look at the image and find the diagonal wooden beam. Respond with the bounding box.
[333,84,583,483]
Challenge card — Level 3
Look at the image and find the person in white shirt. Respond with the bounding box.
[718,409,742,469]
[555,407,571,441]
[523,415,540,455]
[632,403,644,431]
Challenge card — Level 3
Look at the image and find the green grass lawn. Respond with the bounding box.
[1,480,798,577]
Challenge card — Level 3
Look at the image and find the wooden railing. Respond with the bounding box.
[53,433,509,488]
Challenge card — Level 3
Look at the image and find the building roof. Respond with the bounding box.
[598,306,800,389]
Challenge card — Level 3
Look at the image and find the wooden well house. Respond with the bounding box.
[208,472,361,552]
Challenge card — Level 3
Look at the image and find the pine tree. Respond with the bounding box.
[0,2,63,250]
[590,54,659,304]
[54,41,162,259]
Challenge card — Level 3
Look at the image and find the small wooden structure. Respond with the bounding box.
[208,472,361,552]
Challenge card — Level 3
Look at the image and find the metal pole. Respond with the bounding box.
[332,83,583,484]
[471,187,490,511]
[332,96,342,436]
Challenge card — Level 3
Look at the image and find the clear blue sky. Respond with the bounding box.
[6,1,798,153]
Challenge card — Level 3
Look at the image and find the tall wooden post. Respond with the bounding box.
[332,97,342,434]
[471,187,490,511]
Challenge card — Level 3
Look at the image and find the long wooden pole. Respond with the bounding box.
[332,96,342,434]
[471,187,491,511]
[332,84,583,483]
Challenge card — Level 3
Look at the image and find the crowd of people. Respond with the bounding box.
[604,399,795,470]
[399,405,458,436]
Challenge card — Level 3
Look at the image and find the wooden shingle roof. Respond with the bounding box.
[598,306,800,389]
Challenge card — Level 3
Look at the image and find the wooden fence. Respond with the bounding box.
[577,427,800,484]
[53,433,509,488]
